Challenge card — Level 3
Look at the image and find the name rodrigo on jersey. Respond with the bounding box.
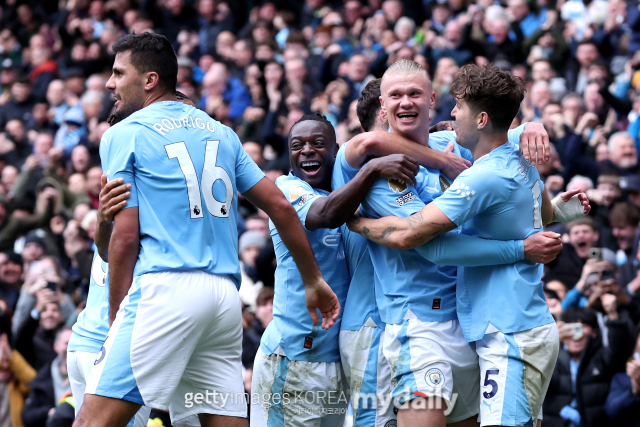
[152,115,215,136]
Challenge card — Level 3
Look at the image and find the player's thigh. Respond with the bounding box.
[130,406,152,427]
[87,272,217,409]
[74,394,141,427]
[475,324,558,427]
[67,350,98,415]
[170,272,247,422]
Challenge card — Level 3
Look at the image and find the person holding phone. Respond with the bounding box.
[543,307,635,427]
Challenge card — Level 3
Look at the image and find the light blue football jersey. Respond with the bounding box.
[331,142,382,331]
[100,101,264,286]
[68,252,108,353]
[260,173,350,362]
[358,129,526,325]
[434,136,555,342]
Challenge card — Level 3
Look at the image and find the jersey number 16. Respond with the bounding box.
[165,140,233,219]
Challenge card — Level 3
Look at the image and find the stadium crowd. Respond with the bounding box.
[0,0,639,426]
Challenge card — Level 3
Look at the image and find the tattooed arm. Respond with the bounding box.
[348,202,457,250]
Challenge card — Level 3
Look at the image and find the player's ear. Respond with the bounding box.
[144,71,161,91]
[430,90,436,110]
[477,112,489,130]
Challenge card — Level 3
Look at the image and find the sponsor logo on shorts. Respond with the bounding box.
[384,420,398,427]
[432,298,441,310]
[304,336,313,349]
[425,368,445,388]
[395,191,416,206]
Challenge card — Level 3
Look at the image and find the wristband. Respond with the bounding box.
[30,308,40,320]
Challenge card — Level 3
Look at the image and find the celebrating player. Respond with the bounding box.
[73,32,339,427]
[348,64,590,427]
[67,92,196,427]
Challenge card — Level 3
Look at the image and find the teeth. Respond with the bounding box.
[302,162,320,167]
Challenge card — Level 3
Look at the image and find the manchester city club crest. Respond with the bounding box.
[425,368,445,388]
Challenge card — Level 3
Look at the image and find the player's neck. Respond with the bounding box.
[473,131,509,160]
[141,90,178,109]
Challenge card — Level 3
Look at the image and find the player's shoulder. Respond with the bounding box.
[429,131,457,151]
[276,174,320,206]
[100,120,141,147]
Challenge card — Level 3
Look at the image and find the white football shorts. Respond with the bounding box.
[476,322,559,427]
[85,270,247,424]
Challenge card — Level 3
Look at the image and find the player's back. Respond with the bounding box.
[449,141,554,341]
[69,252,109,353]
[100,101,264,286]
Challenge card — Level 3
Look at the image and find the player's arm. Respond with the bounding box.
[542,188,591,225]
[95,175,132,261]
[344,130,471,179]
[107,207,139,325]
[243,178,340,330]
[306,154,418,230]
[349,202,457,250]
[417,231,562,265]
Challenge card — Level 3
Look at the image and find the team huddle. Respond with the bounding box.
[66,32,591,427]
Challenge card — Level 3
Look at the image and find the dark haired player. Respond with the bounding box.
[75,32,340,427]
[68,91,198,427]
[349,64,591,427]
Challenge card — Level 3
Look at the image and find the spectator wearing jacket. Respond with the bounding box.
[604,329,640,427]
[543,306,634,427]
[22,328,71,427]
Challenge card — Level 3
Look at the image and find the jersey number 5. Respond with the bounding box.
[165,140,233,219]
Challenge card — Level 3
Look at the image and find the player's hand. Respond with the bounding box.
[305,279,341,330]
[98,175,131,225]
[558,189,591,215]
[441,141,472,181]
[367,154,419,187]
[430,121,456,132]
[520,122,550,166]
[524,231,562,264]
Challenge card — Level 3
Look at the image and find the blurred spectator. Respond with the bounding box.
[610,203,640,258]
[544,306,634,427]
[0,78,36,130]
[604,330,640,427]
[0,308,36,427]
[21,328,71,427]
[242,287,273,369]
[601,132,640,177]
[547,217,600,288]
[238,230,267,312]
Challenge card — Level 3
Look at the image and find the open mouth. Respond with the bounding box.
[576,241,588,250]
[300,161,322,175]
[397,112,418,122]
